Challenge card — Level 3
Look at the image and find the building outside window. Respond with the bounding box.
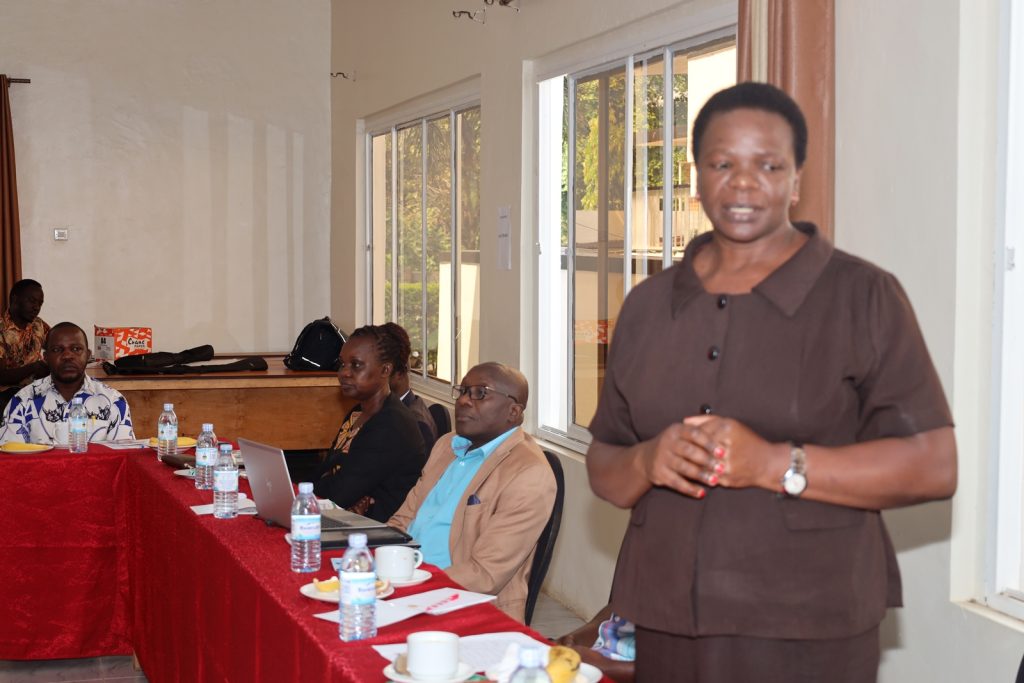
[537,33,736,444]
[368,106,481,390]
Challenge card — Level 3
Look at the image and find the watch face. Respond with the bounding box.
[783,470,807,496]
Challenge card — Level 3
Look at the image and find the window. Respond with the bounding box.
[987,0,1024,621]
[367,107,481,390]
[536,33,736,444]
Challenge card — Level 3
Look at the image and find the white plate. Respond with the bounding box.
[0,442,53,454]
[382,661,474,683]
[576,663,602,683]
[299,581,395,603]
[385,568,432,588]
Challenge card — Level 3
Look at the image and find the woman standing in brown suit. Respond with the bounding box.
[585,82,956,682]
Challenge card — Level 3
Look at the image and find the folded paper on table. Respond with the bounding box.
[102,439,151,450]
[313,588,496,629]
[373,631,548,673]
[190,493,257,516]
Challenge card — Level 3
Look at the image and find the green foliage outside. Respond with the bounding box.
[381,108,481,380]
[561,68,691,246]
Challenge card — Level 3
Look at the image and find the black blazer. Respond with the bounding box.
[314,392,427,522]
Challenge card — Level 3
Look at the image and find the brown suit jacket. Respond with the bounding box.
[389,427,556,622]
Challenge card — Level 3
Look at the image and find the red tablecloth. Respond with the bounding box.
[0,444,137,659]
[125,455,549,682]
[1,446,568,681]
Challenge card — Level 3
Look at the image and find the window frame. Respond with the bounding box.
[533,27,736,449]
[985,0,1024,622]
[364,100,481,396]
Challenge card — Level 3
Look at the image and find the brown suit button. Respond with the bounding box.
[707,346,720,360]
[717,295,728,309]
[699,403,712,414]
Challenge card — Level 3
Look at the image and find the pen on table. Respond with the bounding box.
[424,593,460,613]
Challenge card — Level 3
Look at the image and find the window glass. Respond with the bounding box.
[538,36,736,438]
[457,108,481,375]
[368,106,481,390]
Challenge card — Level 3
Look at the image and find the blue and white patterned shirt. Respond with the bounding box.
[0,375,135,445]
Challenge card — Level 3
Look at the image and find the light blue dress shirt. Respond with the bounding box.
[407,427,517,568]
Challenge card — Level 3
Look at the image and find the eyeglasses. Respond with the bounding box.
[451,384,520,404]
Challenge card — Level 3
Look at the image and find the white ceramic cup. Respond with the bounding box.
[406,630,459,681]
[376,545,423,581]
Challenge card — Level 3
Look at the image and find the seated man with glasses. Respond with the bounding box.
[0,322,135,445]
[389,361,556,622]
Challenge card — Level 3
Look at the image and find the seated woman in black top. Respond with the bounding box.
[314,323,426,522]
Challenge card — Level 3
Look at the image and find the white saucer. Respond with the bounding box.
[576,663,602,683]
[383,661,474,683]
[385,568,432,588]
[299,581,394,603]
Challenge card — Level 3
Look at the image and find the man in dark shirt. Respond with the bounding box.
[0,279,50,409]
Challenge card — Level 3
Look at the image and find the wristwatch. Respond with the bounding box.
[781,442,807,497]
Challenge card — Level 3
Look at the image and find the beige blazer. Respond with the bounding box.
[389,427,556,622]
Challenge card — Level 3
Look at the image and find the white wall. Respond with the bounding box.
[1,0,332,353]
[837,0,1024,680]
[330,0,1024,679]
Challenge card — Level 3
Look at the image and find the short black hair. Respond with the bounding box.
[9,278,42,300]
[349,323,412,374]
[44,321,88,349]
[692,81,808,168]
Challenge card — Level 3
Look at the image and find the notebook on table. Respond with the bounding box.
[238,438,414,548]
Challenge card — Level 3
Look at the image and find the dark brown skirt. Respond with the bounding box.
[635,625,879,683]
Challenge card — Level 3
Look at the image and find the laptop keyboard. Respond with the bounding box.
[321,516,351,530]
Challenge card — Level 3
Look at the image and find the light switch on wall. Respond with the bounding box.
[53,228,69,241]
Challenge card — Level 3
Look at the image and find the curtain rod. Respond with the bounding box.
[8,78,31,84]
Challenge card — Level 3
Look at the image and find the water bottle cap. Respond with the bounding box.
[202,423,213,431]
[518,647,544,668]
[163,403,174,411]
[219,444,232,452]
[298,482,314,494]
[348,532,368,549]
[71,397,83,404]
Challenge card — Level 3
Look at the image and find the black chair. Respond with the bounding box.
[428,402,452,437]
[524,450,566,626]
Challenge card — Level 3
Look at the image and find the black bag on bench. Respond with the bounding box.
[283,317,346,371]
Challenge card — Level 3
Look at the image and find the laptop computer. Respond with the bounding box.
[238,438,414,548]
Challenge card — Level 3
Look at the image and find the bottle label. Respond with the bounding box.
[292,514,321,541]
[340,571,376,606]
[195,446,217,466]
[158,424,177,440]
[214,469,238,492]
[70,417,87,434]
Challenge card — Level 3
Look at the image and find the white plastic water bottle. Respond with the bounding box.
[509,648,552,683]
[213,443,238,519]
[194,423,217,490]
[338,532,376,641]
[290,482,321,572]
[156,403,178,461]
[68,397,88,453]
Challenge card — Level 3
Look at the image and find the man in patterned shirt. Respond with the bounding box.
[0,279,50,409]
[0,322,135,445]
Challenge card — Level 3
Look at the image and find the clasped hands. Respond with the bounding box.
[639,416,781,499]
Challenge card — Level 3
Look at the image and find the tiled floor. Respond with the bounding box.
[0,655,146,682]
[0,592,585,682]
[529,591,587,640]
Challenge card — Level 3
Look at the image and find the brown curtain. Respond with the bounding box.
[738,0,835,239]
[0,75,23,300]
